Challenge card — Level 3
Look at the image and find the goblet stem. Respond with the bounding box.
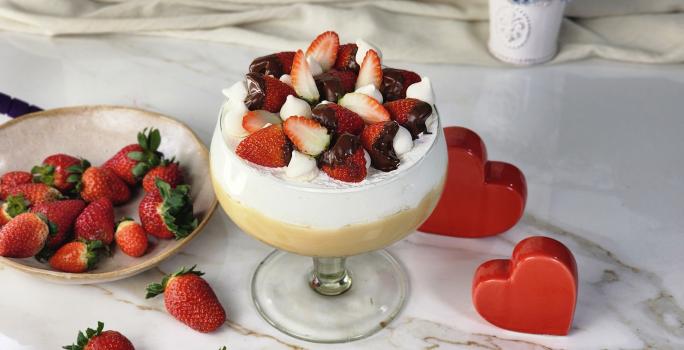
[310,257,352,296]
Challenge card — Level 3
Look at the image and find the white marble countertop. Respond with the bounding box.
[1,32,683,349]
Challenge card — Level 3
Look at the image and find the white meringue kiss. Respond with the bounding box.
[280,95,312,121]
[222,80,248,104]
[406,77,435,105]
[355,38,383,66]
[286,150,319,181]
[393,125,414,156]
[354,84,383,104]
[306,56,323,76]
[221,100,249,138]
[364,149,372,170]
[279,74,292,87]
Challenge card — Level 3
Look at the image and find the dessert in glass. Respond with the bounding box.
[210,31,447,343]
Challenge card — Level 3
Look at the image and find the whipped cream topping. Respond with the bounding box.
[363,150,371,170]
[280,95,311,121]
[355,38,382,66]
[286,150,319,181]
[393,125,414,156]
[406,77,435,105]
[220,81,250,137]
[279,74,292,87]
[355,84,383,103]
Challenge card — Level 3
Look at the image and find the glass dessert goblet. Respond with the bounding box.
[210,106,447,343]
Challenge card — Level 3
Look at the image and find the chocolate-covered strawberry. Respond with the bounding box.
[75,198,115,245]
[0,171,32,200]
[0,195,29,227]
[381,68,421,102]
[314,70,357,102]
[146,265,226,333]
[334,43,360,72]
[32,199,86,251]
[320,134,367,183]
[31,154,81,194]
[139,179,197,240]
[361,121,400,172]
[384,98,432,139]
[244,73,295,113]
[0,212,51,258]
[104,127,163,185]
[49,240,103,273]
[249,51,295,78]
[63,321,135,350]
[312,103,365,137]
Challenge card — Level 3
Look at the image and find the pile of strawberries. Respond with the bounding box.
[0,127,197,273]
[237,30,433,183]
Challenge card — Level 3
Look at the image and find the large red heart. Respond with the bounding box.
[419,126,526,237]
[472,236,578,335]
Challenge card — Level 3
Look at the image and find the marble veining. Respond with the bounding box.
[1,32,683,349]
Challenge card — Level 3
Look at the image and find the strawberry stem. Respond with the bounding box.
[155,179,197,240]
[62,321,104,350]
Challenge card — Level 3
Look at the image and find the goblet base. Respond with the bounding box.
[251,249,408,343]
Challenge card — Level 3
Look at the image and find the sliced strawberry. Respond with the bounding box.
[320,134,367,183]
[355,49,382,90]
[334,43,359,72]
[338,92,390,124]
[283,116,331,157]
[381,68,421,102]
[312,103,365,136]
[384,98,433,139]
[361,121,400,172]
[306,31,339,72]
[236,124,292,167]
[291,50,320,104]
[242,110,282,134]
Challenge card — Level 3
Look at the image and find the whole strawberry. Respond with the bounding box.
[142,159,183,193]
[146,265,226,333]
[0,212,51,258]
[63,321,134,350]
[243,73,295,112]
[32,154,82,194]
[75,198,115,245]
[334,43,359,72]
[361,121,400,172]
[104,128,163,185]
[115,218,148,257]
[31,199,86,250]
[0,171,32,200]
[49,240,103,273]
[0,195,29,227]
[69,161,131,205]
[312,103,365,136]
[139,180,197,240]
[5,183,61,205]
[320,133,368,183]
[383,98,433,139]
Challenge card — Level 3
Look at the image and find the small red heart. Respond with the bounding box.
[472,236,578,335]
[419,126,526,237]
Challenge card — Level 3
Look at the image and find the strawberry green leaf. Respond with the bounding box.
[155,179,197,240]
[5,195,28,218]
[145,265,204,299]
[149,128,161,151]
[127,151,144,161]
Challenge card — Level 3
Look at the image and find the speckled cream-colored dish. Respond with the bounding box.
[0,106,217,284]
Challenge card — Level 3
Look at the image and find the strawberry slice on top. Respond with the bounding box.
[283,116,331,157]
[291,50,320,104]
[236,124,293,168]
[334,43,359,72]
[355,49,382,90]
[306,31,339,72]
[242,110,282,134]
[338,92,390,124]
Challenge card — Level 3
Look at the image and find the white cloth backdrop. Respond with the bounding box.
[0,0,683,66]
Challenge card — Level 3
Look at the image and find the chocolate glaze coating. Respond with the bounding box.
[380,68,406,102]
[315,72,349,103]
[244,73,266,110]
[320,133,361,166]
[249,54,284,78]
[403,100,432,139]
[367,121,400,172]
[312,104,338,132]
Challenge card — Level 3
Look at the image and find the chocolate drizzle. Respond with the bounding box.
[249,54,284,78]
[244,73,266,110]
[312,104,338,132]
[380,68,406,102]
[320,133,361,166]
[404,100,432,139]
[314,72,346,103]
[367,122,400,172]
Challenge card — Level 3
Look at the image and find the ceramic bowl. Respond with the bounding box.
[0,106,217,284]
